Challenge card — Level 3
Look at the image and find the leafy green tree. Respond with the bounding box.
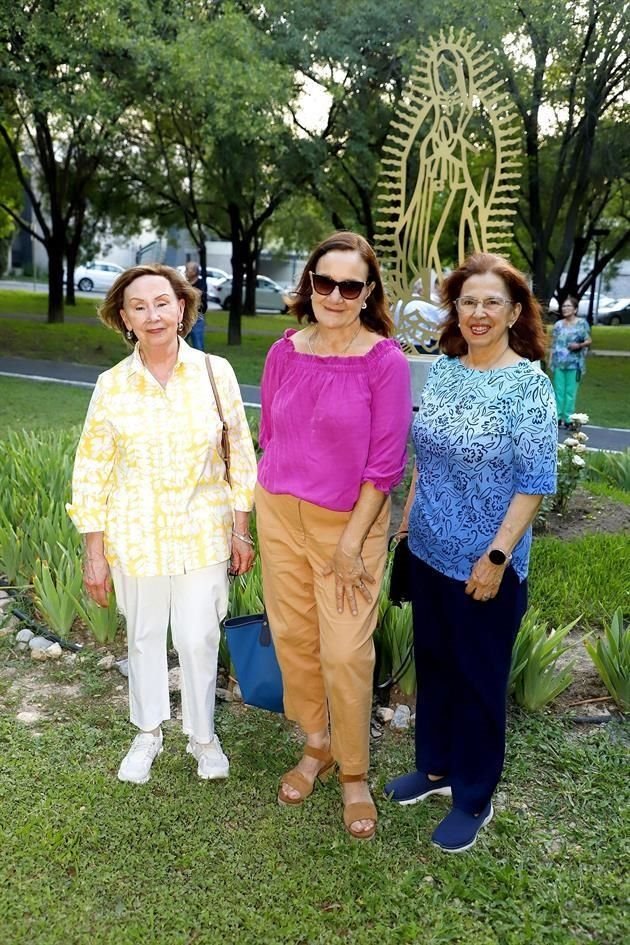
[0,0,148,321]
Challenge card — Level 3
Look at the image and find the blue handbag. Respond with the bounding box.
[223,613,284,713]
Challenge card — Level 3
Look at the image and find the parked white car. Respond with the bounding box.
[73,261,125,292]
[214,274,289,313]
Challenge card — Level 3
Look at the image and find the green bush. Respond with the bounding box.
[509,608,581,711]
[586,449,630,492]
[584,607,630,711]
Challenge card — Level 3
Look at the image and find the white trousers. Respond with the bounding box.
[112,563,229,742]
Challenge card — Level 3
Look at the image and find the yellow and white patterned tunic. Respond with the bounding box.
[67,341,257,577]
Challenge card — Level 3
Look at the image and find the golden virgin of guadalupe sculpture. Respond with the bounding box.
[375,30,521,351]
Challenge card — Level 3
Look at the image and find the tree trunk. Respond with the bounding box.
[65,241,79,306]
[227,205,243,346]
[243,246,256,315]
[47,243,65,323]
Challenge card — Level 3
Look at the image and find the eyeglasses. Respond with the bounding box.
[455,296,513,315]
[310,271,368,301]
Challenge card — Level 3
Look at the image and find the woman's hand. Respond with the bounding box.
[464,554,506,602]
[83,554,113,607]
[323,545,375,616]
[230,535,255,576]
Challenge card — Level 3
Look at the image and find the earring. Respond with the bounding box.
[177,322,184,333]
[361,301,367,310]
[125,329,133,340]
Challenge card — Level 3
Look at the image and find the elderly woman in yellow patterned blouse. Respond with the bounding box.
[67,264,257,785]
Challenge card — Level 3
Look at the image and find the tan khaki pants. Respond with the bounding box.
[255,484,390,775]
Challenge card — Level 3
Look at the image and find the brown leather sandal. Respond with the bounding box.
[277,745,336,806]
[340,772,377,841]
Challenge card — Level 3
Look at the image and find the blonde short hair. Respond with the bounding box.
[98,264,201,344]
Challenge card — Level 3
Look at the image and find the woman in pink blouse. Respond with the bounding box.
[256,232,412,840]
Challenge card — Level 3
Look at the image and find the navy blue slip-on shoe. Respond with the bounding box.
[431,802,494,853]
[383,770,452,805]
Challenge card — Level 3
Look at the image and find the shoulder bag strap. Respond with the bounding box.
[205,354,232,486]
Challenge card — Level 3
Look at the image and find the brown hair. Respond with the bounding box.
[439,253,546,361]
[288,231,394,337]
[98,264,200,344]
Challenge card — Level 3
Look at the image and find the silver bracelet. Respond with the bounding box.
[232,529,254,546]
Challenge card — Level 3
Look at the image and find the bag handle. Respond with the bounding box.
[205,355,232,486]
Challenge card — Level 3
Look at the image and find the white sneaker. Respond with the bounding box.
[117,731,163,784]
[187,734,229,780]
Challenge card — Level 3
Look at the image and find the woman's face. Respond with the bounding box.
[456,271,520,353]
[561,299,577,319]
[120,275,184,349]
[310,250,373,331]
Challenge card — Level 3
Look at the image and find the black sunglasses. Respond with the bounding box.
[309,271,368,301]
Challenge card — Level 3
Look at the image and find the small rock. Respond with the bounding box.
[46,642,62,659]
[0,590,10,600]
[370,720,384,739]
[232,683,242,702]
[29,636,52,652]
[97,655,117,670]
[0,597,12,612]
[31,647,49,661]
[16,628,35,644]
[390,704,411,731]
[168,667,181,692]
[16,642,28,651]
[422,876,435,885]
[116,659,129,678]
[16,710,42,724]
[375,706,394,723]
[215,687,234,703]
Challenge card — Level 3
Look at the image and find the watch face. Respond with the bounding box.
[489,549,507,565]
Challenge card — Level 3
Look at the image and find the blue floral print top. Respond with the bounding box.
[408,356,557,582]
[549,319,591,374]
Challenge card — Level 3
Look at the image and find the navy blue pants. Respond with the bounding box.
[411,556,527,815]
[187,318,205,351]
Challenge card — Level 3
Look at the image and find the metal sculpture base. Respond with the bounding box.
[407,354,436,408]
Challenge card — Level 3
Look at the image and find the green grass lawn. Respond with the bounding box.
[0,288,293,334]
[574,356,630,428]
[591,325,630,352]
[0,654,626,945]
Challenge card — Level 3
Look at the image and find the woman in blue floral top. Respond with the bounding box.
[549,296,592,427]
[385,253,557,853]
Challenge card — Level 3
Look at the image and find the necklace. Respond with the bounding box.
[462,342,511,372]
[307,320,362,356]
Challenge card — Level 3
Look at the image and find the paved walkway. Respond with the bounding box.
[1,355,629,452]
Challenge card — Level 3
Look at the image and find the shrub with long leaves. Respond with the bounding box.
[584,608,629,711]
[71,589,121,645]
[509,608,581,711]
[374,602,415,695]
[32,547,83,636]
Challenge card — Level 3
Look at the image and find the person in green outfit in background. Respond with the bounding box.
[549,296,592,428]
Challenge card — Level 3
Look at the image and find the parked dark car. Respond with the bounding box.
[596,299,630,325]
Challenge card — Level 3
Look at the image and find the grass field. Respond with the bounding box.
[0,660,626,945]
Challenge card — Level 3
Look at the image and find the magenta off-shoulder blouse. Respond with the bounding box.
[258,329,412,511]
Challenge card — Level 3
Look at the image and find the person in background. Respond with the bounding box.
[256,231,412,841]
[549,295,591,428]
[185,261,208,351]
[67,264,256,785]
[385,252,557,853]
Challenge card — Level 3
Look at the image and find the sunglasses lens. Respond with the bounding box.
[338,281,364,300]
[311,273,365,300]
[312,274,335,296]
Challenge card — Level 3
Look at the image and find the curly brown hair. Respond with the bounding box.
[98,264,200,344]
[288,231,394,337]
[439,253,546,361]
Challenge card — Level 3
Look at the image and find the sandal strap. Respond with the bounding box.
[280,768,313,799]
[343,800,377,828]
[339,772,367,783]
[303,745,333,763]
